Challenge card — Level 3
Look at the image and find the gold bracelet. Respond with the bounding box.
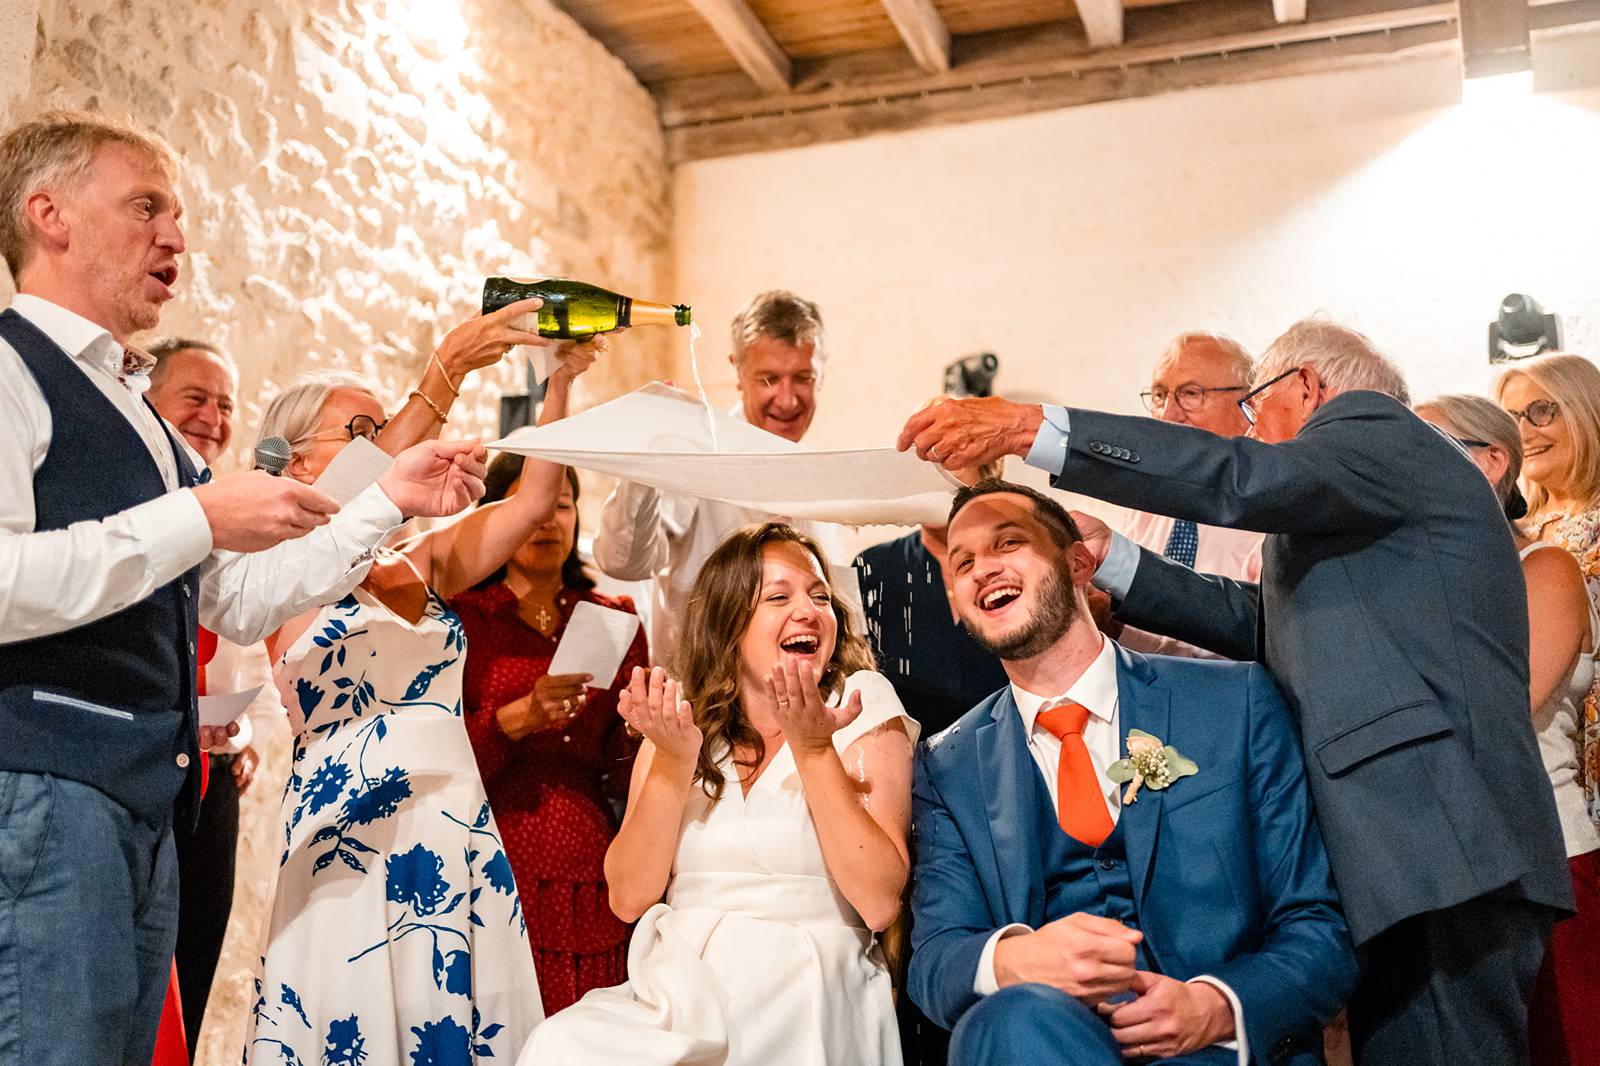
[409,388,449,424]
[430,350,461,397]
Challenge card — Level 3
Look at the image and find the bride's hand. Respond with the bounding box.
[618,665,702,763]
[768,659,862,756]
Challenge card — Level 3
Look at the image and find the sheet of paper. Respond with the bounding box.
[198,684,265,729]
[489,383,961,527]
[547,601,642,689]
[312,436,394,507]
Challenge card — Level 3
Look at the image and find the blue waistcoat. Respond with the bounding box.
[1028,763,1152,971]
[0,309,203,827]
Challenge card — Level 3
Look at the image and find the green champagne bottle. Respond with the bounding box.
[482,276,691,339]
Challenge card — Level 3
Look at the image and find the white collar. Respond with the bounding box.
[8,293,152,383]
[1010,636,1120,732]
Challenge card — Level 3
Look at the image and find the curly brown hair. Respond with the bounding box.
[674,522,874,804]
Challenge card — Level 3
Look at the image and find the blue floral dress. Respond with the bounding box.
[244,585,542,1066]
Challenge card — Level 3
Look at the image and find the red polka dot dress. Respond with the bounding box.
[450,583,649,1018]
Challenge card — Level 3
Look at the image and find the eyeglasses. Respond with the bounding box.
[1236,367,1302,426]
[296,414,389,446]
[1140,383,1248,414]
[1506,399,1560,428]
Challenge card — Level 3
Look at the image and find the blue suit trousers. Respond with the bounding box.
[951,984,1237,1066]
[0,771,178,1066]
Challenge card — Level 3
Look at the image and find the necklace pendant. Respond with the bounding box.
[537,605,553,631]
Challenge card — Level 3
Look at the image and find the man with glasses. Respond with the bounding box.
[897,317,1572,1066]
[1110,333,1262,659]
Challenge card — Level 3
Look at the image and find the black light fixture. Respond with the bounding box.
[1488,293,1562,363]
[944,352,1000,397]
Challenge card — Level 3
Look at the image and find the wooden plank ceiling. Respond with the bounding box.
[549,0,1600,160]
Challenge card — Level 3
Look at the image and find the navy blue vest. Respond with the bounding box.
[1029,759,1154,972]
[0,309,203,826]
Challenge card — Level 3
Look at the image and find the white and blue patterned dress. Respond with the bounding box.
[245,584,542,1066]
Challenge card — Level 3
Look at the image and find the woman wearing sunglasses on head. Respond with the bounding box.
[241,300,601,1066]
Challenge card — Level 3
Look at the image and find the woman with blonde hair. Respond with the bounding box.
[1418,394,1600,1066]
[243,301,602,1066]
[520,522,916,1066]
[1496,353,1600,839]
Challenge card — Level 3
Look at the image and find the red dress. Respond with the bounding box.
[451,583,649,1016]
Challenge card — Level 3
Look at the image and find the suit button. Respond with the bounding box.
[176,752,191,768]
[1128,452,1140,463]
[182,585,191,599]
[188,640,196,656]
[1098,859,1116,870]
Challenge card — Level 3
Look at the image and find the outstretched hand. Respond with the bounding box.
[1069,509,1113,569]
[617,666,702,763]
[379,439,488,519]
[548,333,606,387]
[768,658,862,755]
[896,396,1045,472]
[435,297,554,381]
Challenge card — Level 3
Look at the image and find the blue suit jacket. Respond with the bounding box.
[908,646,1357,1065]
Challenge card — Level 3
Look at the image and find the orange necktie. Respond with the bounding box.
[1036,701,1114,847]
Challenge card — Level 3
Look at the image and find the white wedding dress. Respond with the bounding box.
[518,670,917,1066]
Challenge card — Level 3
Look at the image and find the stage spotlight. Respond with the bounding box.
[1488,293,1562,363]
[945,352,1000,397]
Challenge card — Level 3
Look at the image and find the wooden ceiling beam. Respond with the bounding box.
[682,0,793,92]
[658,0,1459,124]
[1273,0,1309,22]
[1077,0,1128,47]
[879,0,953,72]
[661,0,1600,161]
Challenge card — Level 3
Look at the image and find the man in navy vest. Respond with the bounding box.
[0,112,491,1066]
[908,480,1355,1065]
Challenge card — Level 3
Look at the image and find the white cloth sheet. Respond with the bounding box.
[490,383,961,528]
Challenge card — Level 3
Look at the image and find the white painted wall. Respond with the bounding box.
[672,35,1600,485]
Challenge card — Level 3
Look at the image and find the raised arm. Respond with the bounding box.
[411,340,602,600]
[772,664,913,933]
[604,666,703,922]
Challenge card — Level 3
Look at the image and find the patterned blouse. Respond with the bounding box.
[1529,506,1600,832]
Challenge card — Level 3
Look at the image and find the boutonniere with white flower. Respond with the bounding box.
[1106,729,1198,804]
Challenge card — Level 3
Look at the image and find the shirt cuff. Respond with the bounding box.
[1093,531,1140,600]
[132,488,215,583]
[345,481,406,540]
[1188,976,1247,1066]
[974,923,1033,996]
[1023,404,1071,477]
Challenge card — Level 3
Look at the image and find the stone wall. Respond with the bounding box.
[8,2,674,1062]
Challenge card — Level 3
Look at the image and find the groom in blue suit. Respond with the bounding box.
[909,480,1355,1065]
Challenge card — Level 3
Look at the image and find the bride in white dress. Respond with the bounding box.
[519,522,917,1066]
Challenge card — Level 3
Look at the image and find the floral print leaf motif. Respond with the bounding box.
[322,1014,367,1065]
[438,948,473,996]
[483,851,516,896]
[281,983,311,1029]
[409,1016,473,1066]
[473,1009,504,1058]
[303,758,351,819]
[1106,728,1199,804]
[386,843,451,916]
[404,660,454,701]
[296,678,324,717]
[341,767,412,826]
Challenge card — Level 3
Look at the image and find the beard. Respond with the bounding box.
[966,561,1079,662]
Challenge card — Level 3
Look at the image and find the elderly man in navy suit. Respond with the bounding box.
[899,320,1572,1065]
[909,479,1355,1065]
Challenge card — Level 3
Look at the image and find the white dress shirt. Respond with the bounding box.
[0,294,401,648]
[1114,509,1263,660]
[971,637,1246,1063]
[591,407,861,668]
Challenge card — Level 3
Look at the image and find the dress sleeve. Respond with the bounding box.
[831,670,922,752]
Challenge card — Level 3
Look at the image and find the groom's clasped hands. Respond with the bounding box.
[993,912,1234,1058]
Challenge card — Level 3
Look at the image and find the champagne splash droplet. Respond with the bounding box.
[686,321,720,454]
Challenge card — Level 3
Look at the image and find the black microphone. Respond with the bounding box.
[254,436,291,476]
